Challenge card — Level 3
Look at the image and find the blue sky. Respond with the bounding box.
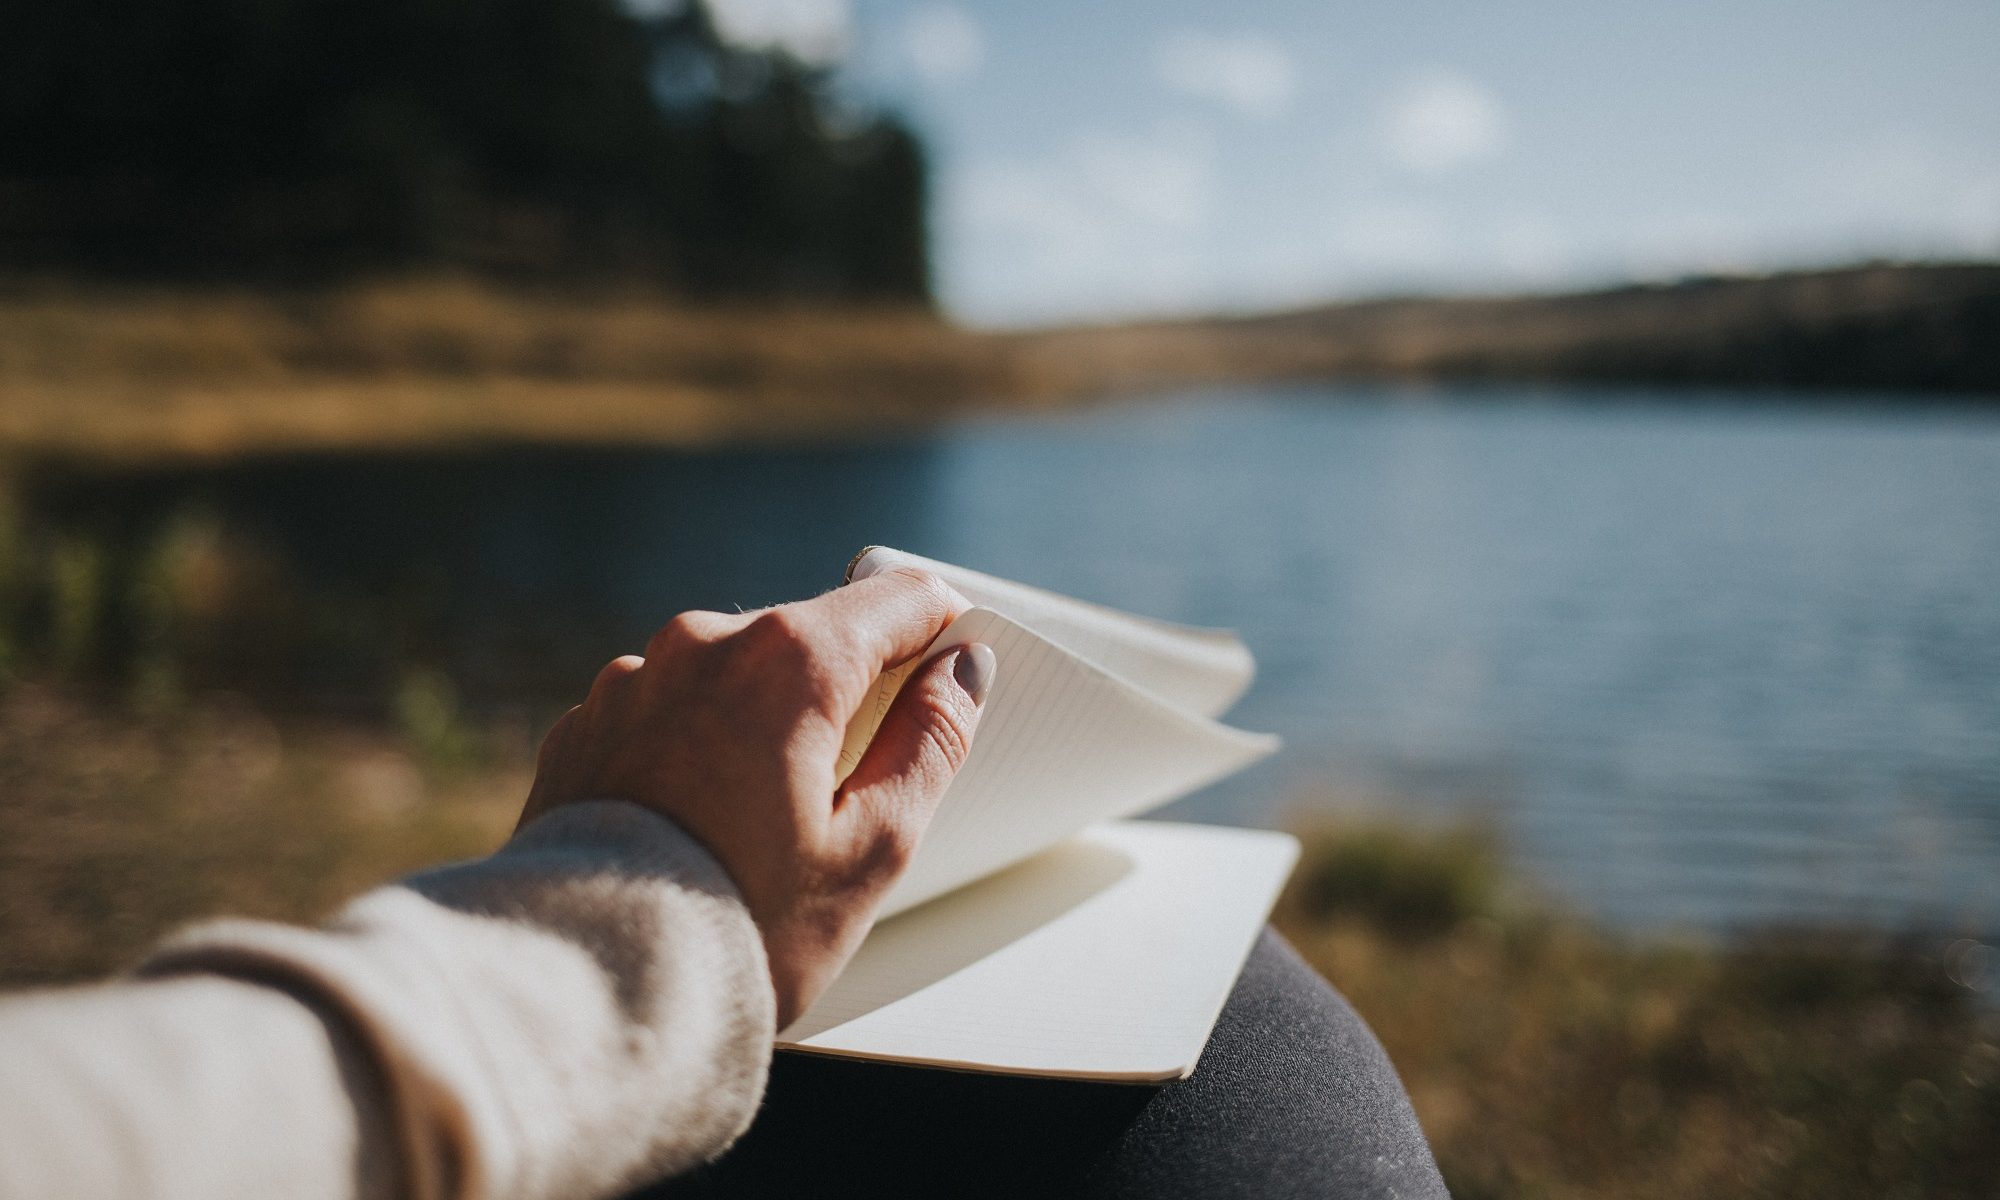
[706,1,2000,326]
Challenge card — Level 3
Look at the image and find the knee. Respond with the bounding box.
[1122,928,1447,1199]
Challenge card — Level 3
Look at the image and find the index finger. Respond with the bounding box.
[793,564,968,684]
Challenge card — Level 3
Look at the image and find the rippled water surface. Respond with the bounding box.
[103,386,2000,932]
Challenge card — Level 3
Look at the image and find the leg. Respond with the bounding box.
[642,929,1445,1200]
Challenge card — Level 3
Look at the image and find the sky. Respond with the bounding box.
[703,0,2000,327]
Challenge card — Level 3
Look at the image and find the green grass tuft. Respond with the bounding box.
[1287,820,1504,939]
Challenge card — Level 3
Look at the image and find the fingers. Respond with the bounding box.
[634,571,961,725]
[801,566,968,677]
[519,704,583,831]
[592,654,646,692]
[834,642,995,875]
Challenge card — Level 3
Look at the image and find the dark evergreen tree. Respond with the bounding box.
[0,0,929,300]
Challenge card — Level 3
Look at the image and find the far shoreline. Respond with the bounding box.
[3,261,1994,468]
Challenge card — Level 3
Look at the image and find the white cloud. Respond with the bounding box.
[1381,72,1508,173]
[947,123,1220,321]
[956,123,1217,245]
[1072,127,1216,231]
[1330,203,1453,273]
[903,4,983,86]
[1153,29,1297,120]
[703,0,851,63]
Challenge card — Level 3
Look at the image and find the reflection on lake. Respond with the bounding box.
[63,385,2000,934]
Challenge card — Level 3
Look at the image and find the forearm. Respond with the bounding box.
[0,801,777,1200]
[0,972,393,1200]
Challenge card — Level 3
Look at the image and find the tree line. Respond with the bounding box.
[0,0,929,300]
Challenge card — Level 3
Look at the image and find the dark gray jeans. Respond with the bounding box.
[646,929,1447,1199]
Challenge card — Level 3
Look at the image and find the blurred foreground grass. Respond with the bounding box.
[0,475,483,710]
[1,683,1993,1197]
[0,685,527,986]
[1276,825,1999,1199]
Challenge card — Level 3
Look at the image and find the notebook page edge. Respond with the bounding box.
[779,821,1301,1081]
[875,608,1280,916]
[851,546,1258,716]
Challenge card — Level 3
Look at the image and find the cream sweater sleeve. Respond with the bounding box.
[0,800,777,1200]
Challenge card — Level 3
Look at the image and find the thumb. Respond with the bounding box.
[835,642,995,867]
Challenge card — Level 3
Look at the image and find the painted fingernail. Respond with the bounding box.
[845,546,899,583]
[953,643,996,706]
[844,545,885,583]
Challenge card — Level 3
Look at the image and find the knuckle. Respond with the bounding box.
[743,606,811,650]
[740,608,839,695]
[590,654,644,694]
[648,610,729,657]
[535,705,581,765]
[882,567,955,620]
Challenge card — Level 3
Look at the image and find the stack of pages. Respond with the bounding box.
[778,547,1293,1083]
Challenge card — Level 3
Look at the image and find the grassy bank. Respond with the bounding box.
[1274,825,1998,1199]
[1,686,1992,1197]
[1051,260,2000,400]
[0,279,1017,463]
[3,263,1995,465]
[0,482,473,712]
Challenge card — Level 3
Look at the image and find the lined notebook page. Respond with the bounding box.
[850,547,1256,719]
[780,821,1300,1081]
[872,609,1278,917]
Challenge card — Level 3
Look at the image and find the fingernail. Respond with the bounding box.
[953,643,996,706]
[844,545,884,583]
[845,546,895,583]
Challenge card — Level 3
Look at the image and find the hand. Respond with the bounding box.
[517,568,995,1027]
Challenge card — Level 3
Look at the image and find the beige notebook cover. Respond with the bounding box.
[775,549,1292,1082]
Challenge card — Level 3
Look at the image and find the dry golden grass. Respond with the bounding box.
[4,264,1992,465]
[0,278,1026,463]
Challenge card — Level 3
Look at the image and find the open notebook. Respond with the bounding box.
[775,548,1294,1083]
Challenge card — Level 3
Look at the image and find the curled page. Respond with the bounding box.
[870,607,1279,917]
[848,546,1256,719]
[794,553,1287,1080]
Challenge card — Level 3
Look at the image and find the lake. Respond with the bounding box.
[71,384,2000,935]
